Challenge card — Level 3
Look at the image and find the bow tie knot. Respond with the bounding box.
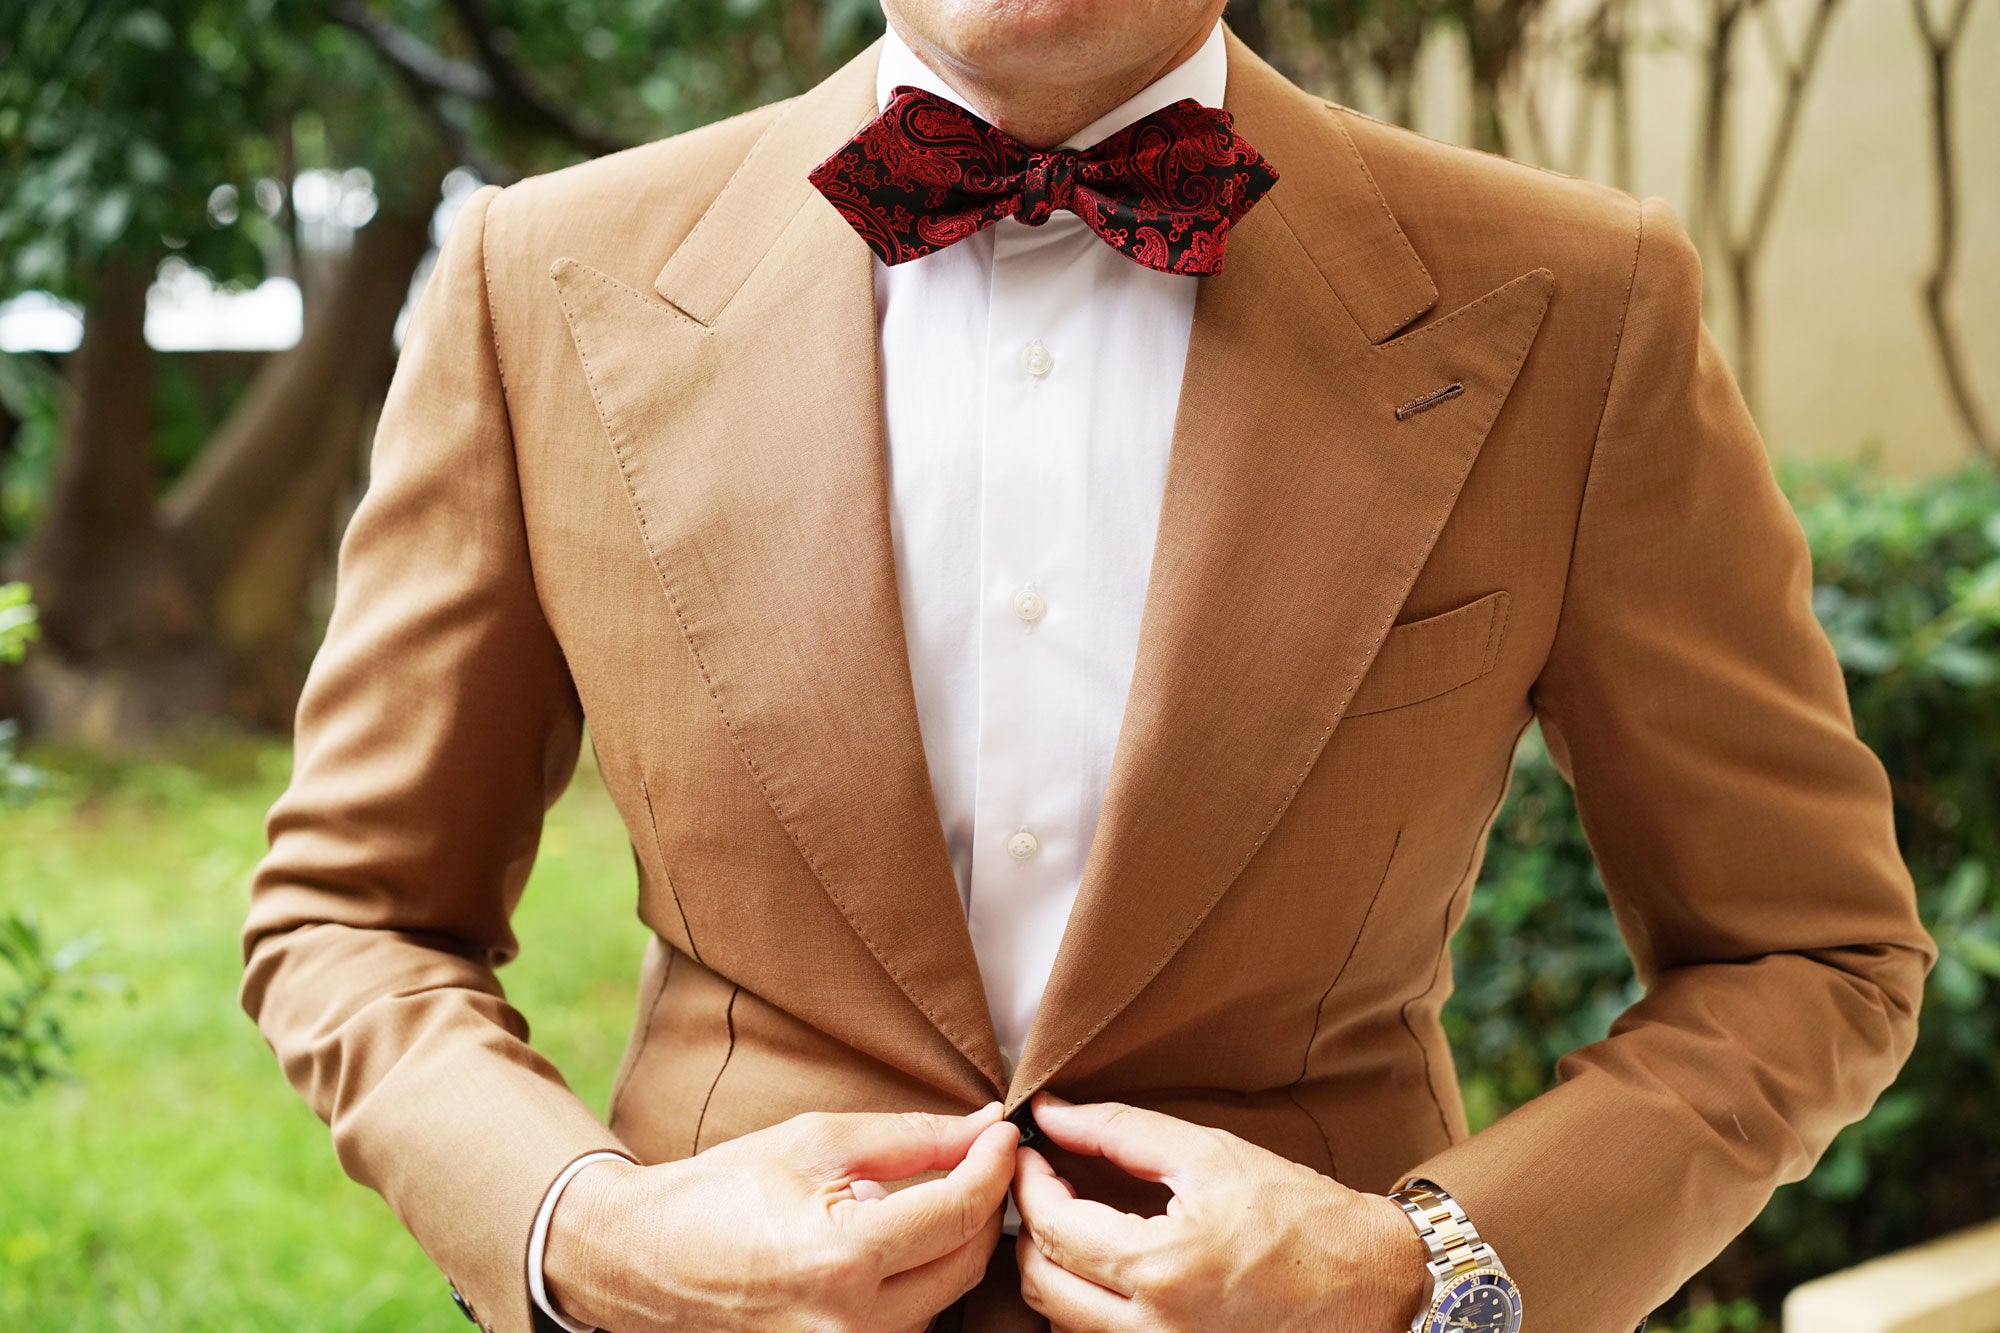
[1017,150,1078,227]
[809,86,1279,276]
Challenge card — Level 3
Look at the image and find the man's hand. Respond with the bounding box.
[544,1102,1019,1332]
[1012,1094,1430,1332]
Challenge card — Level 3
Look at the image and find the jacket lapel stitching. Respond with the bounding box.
[551,257,1007,1088]
[1011,266,1554,1099]
[1325,119,1437,341]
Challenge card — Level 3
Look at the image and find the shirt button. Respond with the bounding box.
[1012,586,1046,623]
[1006,829,1040,861]
[1019,339,1053,378]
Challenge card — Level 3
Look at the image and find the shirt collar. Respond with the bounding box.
[874,18,1227,151]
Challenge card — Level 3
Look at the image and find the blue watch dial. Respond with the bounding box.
[1422,1267,1522,1333]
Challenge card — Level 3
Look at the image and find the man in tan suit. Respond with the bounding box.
[240,1,1934,1330]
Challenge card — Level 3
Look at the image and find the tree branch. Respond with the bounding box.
[1697,0,1842,415]
[329,0,514,182]
[1739,0,1839,268]
[331,0,491,101]
[440,0,630,158]
[1912,0,1994,458]
[330,0,630,167]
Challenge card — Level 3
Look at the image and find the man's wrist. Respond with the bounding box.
[535,1152,636,1331]
[1363,1190,1435,1329]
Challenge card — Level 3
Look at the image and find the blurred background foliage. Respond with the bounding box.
[1457,457,2000,1320]
[0,0,1995,1329]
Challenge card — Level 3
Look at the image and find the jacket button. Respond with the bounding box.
[1007,1101,1043,1149]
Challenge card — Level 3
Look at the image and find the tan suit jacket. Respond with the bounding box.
[241,27,1934,1333]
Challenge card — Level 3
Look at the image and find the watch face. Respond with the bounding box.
[1422,1267,1522,1333]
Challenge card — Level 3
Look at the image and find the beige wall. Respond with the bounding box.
[1367,0,1999,473]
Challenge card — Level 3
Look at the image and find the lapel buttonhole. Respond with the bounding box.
[1395,381,1466,421]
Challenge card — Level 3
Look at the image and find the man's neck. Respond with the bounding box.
[884,8,1225,149]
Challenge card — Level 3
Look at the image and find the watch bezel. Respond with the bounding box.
[1419,1264,1522,1333]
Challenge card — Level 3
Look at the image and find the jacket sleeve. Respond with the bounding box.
[240,182,630,1333]
[1399,196,1936,1331]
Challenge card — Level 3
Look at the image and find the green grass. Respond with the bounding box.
[0,736,650,1329]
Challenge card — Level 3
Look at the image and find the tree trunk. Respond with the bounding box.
[11,204,436,744]
[161,204,434,601]
[213,349,389,728]
[14,253,228,744]
[1469,75,1505,154]
[159,204,432,730]
[1456,0,1543,157]
[1730,248,1760,424]
[1607,0,1633,194]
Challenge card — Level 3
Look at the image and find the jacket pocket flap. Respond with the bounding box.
[1347,589,1511,718]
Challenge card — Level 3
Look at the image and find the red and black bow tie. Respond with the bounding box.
[807,85,1279,276]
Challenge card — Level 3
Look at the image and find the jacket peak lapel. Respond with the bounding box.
[550,36,1009,1096]
[1009,32,1555,1105]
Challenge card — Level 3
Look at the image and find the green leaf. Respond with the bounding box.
[1831,632,1897,675]
[126,139,173,186]
[1953,931,2000,979]
[1932,952,1986,1010]
[1939,859,1990,921]
[118,10,176,51]
[1809,1141,1869,1200]
[1859,1089,1924,1137]
[87,190,133,245]
[1930,643,1997,687]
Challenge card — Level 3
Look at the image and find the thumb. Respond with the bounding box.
[791,1103,1005,1184]
[1029,1094,1228,1189]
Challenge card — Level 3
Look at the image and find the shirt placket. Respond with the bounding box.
[967,217,1097,1073]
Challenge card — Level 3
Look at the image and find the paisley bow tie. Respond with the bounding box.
[807,85,1279,276]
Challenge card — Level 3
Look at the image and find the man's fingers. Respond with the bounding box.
[1028,1094,1226,1187]
[1016,1226,1130,1333]
[873,1197,1004,1325]
[852,1119,1019,1271]
[788,1102,1004,1184]
[1012,1146,1151,1296]
[1014,1144,1076,1198]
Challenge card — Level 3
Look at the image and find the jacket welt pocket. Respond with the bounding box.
[1345,589,1511,718]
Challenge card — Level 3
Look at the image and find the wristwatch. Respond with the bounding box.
[1388,1178,1523,1333]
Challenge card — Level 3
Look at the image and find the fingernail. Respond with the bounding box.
[973,1100,1002,1116]
[1036,1091,1071,1108]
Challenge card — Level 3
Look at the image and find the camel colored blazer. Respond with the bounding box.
[241,26,1933,1333]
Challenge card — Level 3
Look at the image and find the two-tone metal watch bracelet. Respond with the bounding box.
[1391,1178,1499,1286]
[1388,1179,1650,1333]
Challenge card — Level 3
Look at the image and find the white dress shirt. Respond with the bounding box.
[530,19,1226,1327]
[873,17,1223,1072]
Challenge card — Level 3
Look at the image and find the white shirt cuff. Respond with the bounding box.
[527,1150,634,1333]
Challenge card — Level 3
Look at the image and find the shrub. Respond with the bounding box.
[0,583,112,1099]
[1449,455,2000,1320]
[1,581,44,805]
[0,913,116,1101]
[0,580,36,663]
